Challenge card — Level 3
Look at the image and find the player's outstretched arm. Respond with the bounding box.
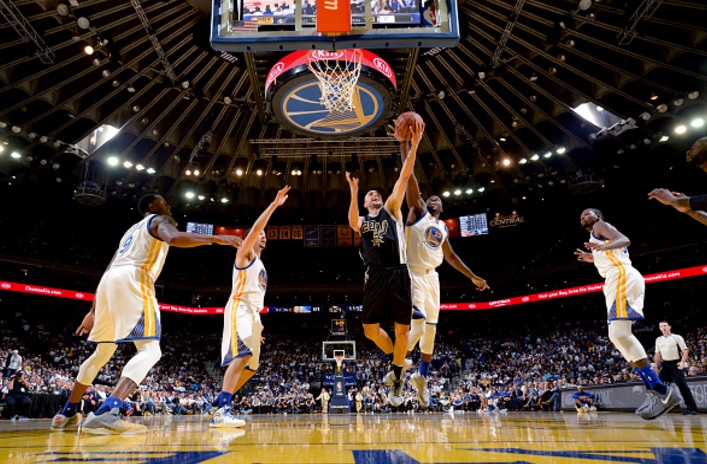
[154,216,242,248]
[387,120,424,219]
[442,240,489,291]
[237,186,290,264]
[389,124,425,221]
[346,172,362,232]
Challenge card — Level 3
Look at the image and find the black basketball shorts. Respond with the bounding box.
[362,265,412,326]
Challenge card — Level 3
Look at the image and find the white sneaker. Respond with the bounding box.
[209,407,246,428]
[81,408,146,435]
[410,372,430,408]
[383,370,396,387]
[384,372,404,408]
[589,406,597,412]
[51,412,83,431]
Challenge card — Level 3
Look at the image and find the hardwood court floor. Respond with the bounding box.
[0,411,705,463]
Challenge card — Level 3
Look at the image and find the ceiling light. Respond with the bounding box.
[235,168,243,176]
[256,169,263,176]
[687,90,699,100]
[198,195,205,201]
[127,85,136,93]
[84,45,94,55]
[442,191,450,197]
[502,159,511,166]
[224,96,233,104]
[11,125,21,133]
[499,137,506,142]
[221,197,229,203]
[101,70,110,78]
[465,188,474,194]
[544,152,552,158]
[132,105,140,112]
[640,112,651,120]
[77,17,90,29]
[107,156,119,166]
[578,0,592,11]
[674,125,687,134]
[548,67,557,75]
[193,169,200,176]
[92,58,101,66]
[112,80,120,87]
[181,80,190,89]
[146,167,156,174]
[453,189,461,196]
[650,92,658,101]
[556,147,566,154]
[52,162,60,170]
[519,158,528,164]
[56,4,69,16]
[673,98,684,107]
[656,104,668,113]
[530,154,540,161]
[185,169,192,176]
[617,149,624,154]
[529,73,538,82]
[135,164,145,171]
[659,135,669,142]
[643,138,652,145]
[477,71,486,80]
[185,192,195,199]
[478,187,485,192]
[10,151,21,159]
[691,118,704,128]
[123,160,133,168]
[566,39,575,47]
[437,90,445,99]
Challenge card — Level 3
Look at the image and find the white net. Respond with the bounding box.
[307,50,363,113]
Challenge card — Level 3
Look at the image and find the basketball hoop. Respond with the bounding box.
[307,50,363,113]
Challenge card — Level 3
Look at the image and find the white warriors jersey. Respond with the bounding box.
[229,255,267,310]
[589,226,632,278]
[111,214,169,281]
[406,211,448,274]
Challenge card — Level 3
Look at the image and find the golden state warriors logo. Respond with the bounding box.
[424,226,444,248]
[280,81,384,136]
[258,268,267,291]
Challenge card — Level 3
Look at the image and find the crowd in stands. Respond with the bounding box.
[2,293,705,419]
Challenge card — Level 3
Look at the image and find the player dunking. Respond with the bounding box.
[52,194,241,434]
[398,138,489,408]
[210,186,291,428]
[345,118,424,408]
[575,208,681,420]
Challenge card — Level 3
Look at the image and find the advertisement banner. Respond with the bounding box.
[321,225,336,247]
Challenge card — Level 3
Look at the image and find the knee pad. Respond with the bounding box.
[76,343,118,385]
[419,323,437,354]
[122,340,162,385]
[407,318,425,352]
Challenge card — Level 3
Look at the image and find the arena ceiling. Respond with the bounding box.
[1,0,706,222]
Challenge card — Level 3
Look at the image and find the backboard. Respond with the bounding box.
[322,340,356,361]
[210,0,459,52]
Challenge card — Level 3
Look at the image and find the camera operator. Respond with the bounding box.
[6,370,32,419]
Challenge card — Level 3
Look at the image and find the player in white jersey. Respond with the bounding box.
[398,140,489,408]
[575,208,681,420]
[52,194,241,434]
[209,186,291,428]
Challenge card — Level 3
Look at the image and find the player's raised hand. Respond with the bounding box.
[575,248,593,262]
[472,276,490,291]
[410,119,425,146]
[647,188,690,212]
[345,171,359,189]
[274,185,291,207]
[76,311,95,337]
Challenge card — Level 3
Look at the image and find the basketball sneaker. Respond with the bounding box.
[635,390,659,415]
[402,358,413,376]
[209,407,246,428]
[410,372,430,409]
[638,384,682,420]
[384,371,404,407]
[81,408,147,435]
[51,412,83,431]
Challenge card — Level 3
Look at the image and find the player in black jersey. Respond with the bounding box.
[345,118,424,407]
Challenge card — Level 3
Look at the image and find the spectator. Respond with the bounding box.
[6,370,32,419]
[572,386,596,412]
[7,350,22,378]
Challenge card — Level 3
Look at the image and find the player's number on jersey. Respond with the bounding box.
[119,235,134,254]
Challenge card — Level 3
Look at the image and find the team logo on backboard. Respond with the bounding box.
[311,50,345,61]
[266,62,286,89]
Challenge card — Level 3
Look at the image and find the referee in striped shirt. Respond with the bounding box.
[654,321,699,415]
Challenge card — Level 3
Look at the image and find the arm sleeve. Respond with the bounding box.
[689,194,707,211]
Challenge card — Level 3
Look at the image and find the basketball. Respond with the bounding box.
[394,111,423,141]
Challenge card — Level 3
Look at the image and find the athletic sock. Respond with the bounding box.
[95,396,123,416]
[634,365,667,394]
[60,402,80,417]
[392,364,402,381]
[216,391,233,408]
[419,360,430,378]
